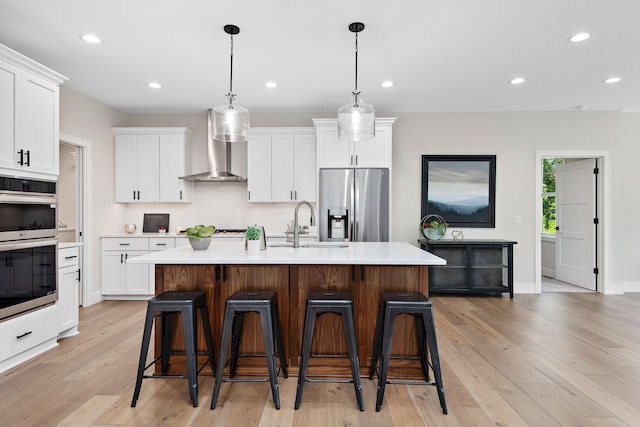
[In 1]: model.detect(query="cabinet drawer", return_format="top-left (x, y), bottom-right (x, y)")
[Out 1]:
top-left (58, 246), bottom-right (79, 268)
top-left (149, 237), bottom-right (175, 251)
top-left (102, 238), bottom-right (149, 251)
top-left (0, 305), bottom-right (58, 362)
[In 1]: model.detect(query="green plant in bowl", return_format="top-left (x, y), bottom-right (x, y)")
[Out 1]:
top-left (184, 225), bottom-right (216, 239)
top-left (185, 225), bottom-right (215, 250)
top-left (245, 226), bottom-right (262, 240)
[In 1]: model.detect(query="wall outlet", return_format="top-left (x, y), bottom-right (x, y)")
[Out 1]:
top-left (515, 214), bottom-right (522, 224)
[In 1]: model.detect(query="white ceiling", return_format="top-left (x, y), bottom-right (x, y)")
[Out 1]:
top-left (1, 0), bottom-right (640, 114)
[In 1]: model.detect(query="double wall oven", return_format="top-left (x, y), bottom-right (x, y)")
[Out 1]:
top-left (0, 176), bottom-right (58, 321)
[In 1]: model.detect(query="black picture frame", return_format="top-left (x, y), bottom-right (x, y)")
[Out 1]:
top-left (421, 155), bottom-right (496, 228)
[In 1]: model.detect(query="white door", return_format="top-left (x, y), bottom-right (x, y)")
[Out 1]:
top-left (555, 159), bottom-right (596, 290)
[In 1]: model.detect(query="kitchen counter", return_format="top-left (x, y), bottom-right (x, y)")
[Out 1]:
top-left (127, 241), bottom-right (445, 266)
top-left (132, 241), bottom-right (444, 379)
top-left (58, 242), bottom-right (83, 249)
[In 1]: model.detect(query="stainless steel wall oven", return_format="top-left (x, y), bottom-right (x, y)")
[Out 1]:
top-left (0, 176), bottom-right (57, 321)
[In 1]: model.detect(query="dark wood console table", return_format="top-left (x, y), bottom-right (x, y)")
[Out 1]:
top-left (420, 239), bottom-right (517, 298)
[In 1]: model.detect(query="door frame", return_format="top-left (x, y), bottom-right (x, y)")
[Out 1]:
top-left (535, 150), bottom-right (611, 294)
top-left (60, 132), bottom-right (93, 306)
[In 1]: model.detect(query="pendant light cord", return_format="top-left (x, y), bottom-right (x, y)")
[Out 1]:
top-left (354, 32), bottom-right (359, 94)
top-left (228, 33), bottom-right (234, 103)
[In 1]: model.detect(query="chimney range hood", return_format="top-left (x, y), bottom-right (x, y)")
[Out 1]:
top-left (179, 109), bottom-right (247, 182)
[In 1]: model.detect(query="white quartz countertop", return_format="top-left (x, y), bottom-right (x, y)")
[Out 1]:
top-left (126, 241), bottom-right (446, 266)
top-left (58, 242), bottom-right (83, 249)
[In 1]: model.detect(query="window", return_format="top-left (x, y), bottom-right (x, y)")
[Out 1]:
top-left (542, 158), bottom-right (563, 234)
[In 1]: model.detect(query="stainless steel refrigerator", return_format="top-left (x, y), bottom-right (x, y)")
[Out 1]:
top-left (319, 168), bottom-right (389, 242)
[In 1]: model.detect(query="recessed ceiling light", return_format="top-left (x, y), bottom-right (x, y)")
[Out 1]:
top-left (147, 82), bottom-right (162, 89)
top-left (380, 81), bottom-right (394, 88)
top-left (264, 81), bottom-right (278, 89)
top-left (510, 77), bottom-right (525, 85)
top-left (80, 33), bottom-right (102, 44)
top-left (568, 32), bottom-right (591, 43)
top-left (603, 76), bottom-right (621, 84)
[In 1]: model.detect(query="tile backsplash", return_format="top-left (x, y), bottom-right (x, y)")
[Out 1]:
top-left (121, 182), bottom-right (316, 235)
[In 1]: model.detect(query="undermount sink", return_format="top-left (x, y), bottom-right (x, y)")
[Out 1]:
top-left (300, 242), bottom-right (349, 248)
top-left (266, 241), bottom-right (349, 248)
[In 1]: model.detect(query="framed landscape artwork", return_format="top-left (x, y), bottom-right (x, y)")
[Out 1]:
top-left (421, 155), bottom-right (496, 228)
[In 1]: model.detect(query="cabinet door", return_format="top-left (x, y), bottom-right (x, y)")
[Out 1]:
top-left (124, 252), bottom-right (151, 294)
top-left (101, 251), bottom-right (126, 295)
top-left (247, 134), bottom-right (272, 201)
top-left (352, 126), bottom-right (390, 168)
top-left (316, 127), bottom-right (351, 168)
top-left (0, 60), bottom-right (19, 170)
top-left (114, 135), bottom-right (137, 202)
top-left (293, 134), bottom-right (316, 201)
top-left (271, 135), bottom-right (294, 202)
top-left (135, 135), bottom-right (160, 202)
top-left (58, 265), bottom-right (79, 332)
top-left (20, 72), bottom-right (58, 175)
top-left (159, 134), bottom-right (190, 202)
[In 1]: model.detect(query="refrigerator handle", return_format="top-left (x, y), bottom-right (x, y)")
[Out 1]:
top-left (352, 171), bottom-right (359, 241)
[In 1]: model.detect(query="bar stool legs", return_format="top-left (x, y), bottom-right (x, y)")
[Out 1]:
top-left (131, 291), bottom-right (216, 408)
top-left (295, 290), bottom-right (364, 411)
top-left (211, 290), bottom-right (287, 410)
top-left (369, 292), bottom-right (447, 414)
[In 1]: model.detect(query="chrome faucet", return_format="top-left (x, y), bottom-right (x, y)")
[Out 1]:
top-left (293, 200), bottom-right (316, 248)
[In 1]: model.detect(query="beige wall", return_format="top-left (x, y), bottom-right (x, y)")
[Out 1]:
top-left (60, 87), bottom-right (640, 300)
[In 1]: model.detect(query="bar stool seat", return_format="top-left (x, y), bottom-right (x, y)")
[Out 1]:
top-left (295, 290), bottom-right (364, 411)
top-left (131, 291), bottom-right (216, 408)
top-left (369, 291), bottom-right (447, 414)
top-left (211, 290), bottom-right (287, 410)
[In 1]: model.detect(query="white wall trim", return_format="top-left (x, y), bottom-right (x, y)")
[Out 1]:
top-left (534, 150), bottom-right (612, 294)
top-left (59, 132), bottom-right (101, 306)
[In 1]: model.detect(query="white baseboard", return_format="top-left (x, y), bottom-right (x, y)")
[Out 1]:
top-left (0, 339), bottom-right (58, 374)
top-left (514, 282), bottom-right (536, 294)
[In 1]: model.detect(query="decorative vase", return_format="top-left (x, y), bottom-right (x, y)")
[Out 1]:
top-left (247, 239), bottom-right (260, 255)
top-left (189, 237), bottom-right (212, 250)
top-left (124, 223), bottom-right (136, 234)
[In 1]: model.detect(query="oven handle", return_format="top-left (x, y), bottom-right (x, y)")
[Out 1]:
top-left (0, 238), bottom-right (58, 252)
top-left (0, 192), bottom-right (58, 204)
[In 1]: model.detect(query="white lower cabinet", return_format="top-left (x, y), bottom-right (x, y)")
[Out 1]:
top-left (58, 246), bottom-right (80, 337)
top-left (0, 304), bottom-right (59, 373)
top-left (101, 237), bottom-right (150, 296)
top-left (101, 236), bottom-right (177, 298)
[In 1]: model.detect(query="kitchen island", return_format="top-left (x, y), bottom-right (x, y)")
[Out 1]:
top-left (128, 242), bottom-right (445, 378)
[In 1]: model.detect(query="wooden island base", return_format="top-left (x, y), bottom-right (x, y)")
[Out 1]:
top-left (154, 263), bottom-right (431, 379)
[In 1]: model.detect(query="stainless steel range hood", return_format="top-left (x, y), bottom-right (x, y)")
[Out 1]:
top-left (179, 109), bottom-right (247, 182)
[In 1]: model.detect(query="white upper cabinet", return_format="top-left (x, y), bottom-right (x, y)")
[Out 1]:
top-left (113, 127), bottom-right (193, 203)
top-left (313, 118), bottom-right (396, 169)
top-left (247, 128), bottom-right (316, 202)
top-left (159, 134), bottom-right (193, 202)
top-left (0, 44), bottom-right (67, 179)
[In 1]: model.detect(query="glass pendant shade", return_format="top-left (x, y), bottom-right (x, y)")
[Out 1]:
top-left (213, 24), bottom-right (249, 143)
top-left (337, 22), bottom-right (375, 142)
top-left (338, 93), bottom-right (375, 142)
top-left (213, 95), bottom-right (249, 142)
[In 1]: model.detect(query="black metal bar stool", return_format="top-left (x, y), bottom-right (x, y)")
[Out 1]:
top-left (211, 290), bottom-right (288, 410)
top-left (369, 291), bottom-right (447, 414)
top-left (131, 291), bottom-right (216, 408)
top-left (295, 290), bottom-right (364, 411)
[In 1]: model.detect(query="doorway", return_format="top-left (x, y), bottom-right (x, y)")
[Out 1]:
top-left (535, 150), bottom-right (611, 294)
top-left (59, 133), bottom-right (92, 306)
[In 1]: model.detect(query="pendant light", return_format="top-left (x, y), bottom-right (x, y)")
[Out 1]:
top-left (213, 24), bottom-right (249, 142)
top-left (338, 22), bottom-right (375, 142)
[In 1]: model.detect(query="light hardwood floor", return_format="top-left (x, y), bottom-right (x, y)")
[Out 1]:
top-left (2, 293), bottom-right (640, 426)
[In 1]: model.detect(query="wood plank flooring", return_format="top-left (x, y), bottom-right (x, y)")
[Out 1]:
top-left (1, 293), bottom-right (639, 426)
